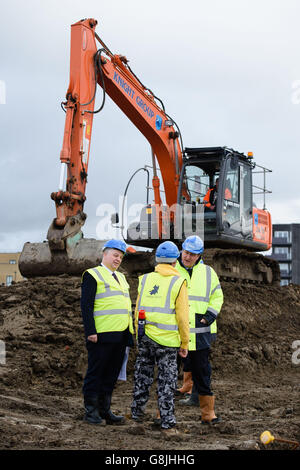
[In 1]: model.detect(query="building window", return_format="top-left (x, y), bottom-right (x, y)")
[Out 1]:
top-left (274, 230), bottom-right (291, 242)
top-left (280, 279), bottom-right (289, 286)
top-left (6, 275), bottom-right (13, 286)
top-left (9, 259), bottom-right (16, 264)
top-left (274, 246), bottom-right (290, 256)
top-left (279, 263), bottom-right (290, 274)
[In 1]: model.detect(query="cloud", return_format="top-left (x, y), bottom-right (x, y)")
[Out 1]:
top-left (268, 199), bottom-right (300, 224)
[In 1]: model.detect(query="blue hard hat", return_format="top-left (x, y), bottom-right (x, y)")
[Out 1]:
top-left (182, 235), bottom-right (204, 254)
top-left (156, 241), bottom-right (180, 262)
top-left (103, 239), bottom-right (127, 253)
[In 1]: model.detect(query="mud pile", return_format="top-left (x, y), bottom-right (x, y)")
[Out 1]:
top-left (0, 272), bottom-right (299, 451)
top-left (0, 275), bottom-right (87, 392)
top-left (1, 274), bottom-right (299, 390)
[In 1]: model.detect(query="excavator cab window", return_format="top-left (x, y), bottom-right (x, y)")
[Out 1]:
top-left (179, 161), bottom-right (220, 236)
top-left (183, 166), bottom-right (210, 203)
top-left (221, 155), bottom-right (253, 238)
top-left (221, 158), bottom-right (240, 231)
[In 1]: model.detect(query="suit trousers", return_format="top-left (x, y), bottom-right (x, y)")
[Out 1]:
top-left (188, 348), bottom-right (213, 396)
top-left (82, 334), bottom-right (127, 398)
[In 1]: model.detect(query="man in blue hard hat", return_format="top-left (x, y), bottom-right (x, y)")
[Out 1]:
top-left (176, 235), bottom-right (224, 424)
top-left (81, 239), bottom-right (134, 425)
top-left (131, 241), bottom-right (190, 437)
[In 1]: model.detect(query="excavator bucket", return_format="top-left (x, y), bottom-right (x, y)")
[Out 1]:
top-left (18, 212), bottom-right (108, 278)
top-left (18, 238), bottom-right (106, 278)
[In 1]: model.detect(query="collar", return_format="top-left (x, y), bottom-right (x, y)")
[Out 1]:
top-left (100, 262), bottom-right (114, 275)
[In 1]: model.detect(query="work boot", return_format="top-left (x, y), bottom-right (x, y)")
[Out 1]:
top-left (161, 427), bottom-right (179, 436)
top-left (178, 385), bottom-right (199, 406)
top-left (98, 393), bottom-right (125, 425)
top-left (161, 427), bottom-right (182, 440)
top-left (199, 395), bottom-right (221, 424)
top-left (153, 409), bottom-right (161, 426)
top-left (175, 372), bottom-right (193, 397)
top-left (83, 396), bottom-right (105, 425)
top-left (132, 414), bottom-right (145, 423)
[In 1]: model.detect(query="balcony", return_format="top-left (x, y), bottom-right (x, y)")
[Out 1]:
top-left (272, 236), bottom-right (291, 245)
top-left (280, 273), bottom-right (292, 280)
top-left (271, 253), bottom-right (292, 262)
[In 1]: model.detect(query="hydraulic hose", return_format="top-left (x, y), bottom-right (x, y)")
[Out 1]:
top-left (121, 167), bottom-right (150, 241)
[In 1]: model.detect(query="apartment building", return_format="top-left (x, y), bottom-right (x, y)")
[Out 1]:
top-left (271, 224), bottom-right (300, 286)
top-left (0, 252), bottom-right (24, 286)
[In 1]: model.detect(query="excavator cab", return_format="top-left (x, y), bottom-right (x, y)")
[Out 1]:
top-left (179, 147), bottom-right (264, 250)
top-left (178, 147), bottom-right (272, 251)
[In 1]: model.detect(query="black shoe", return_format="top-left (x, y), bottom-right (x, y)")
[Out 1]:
top-left (102, 409), bottom-right (125, 425)
top-left (84, 396), bottom-right (105, 425)
top-left (175, 390), bottom-right (191, 397)
top-left (132, 411), bottom-right (146, 423)
top-left (132, 415), bottom-right (145, 423)
top-left (178, 392), bottom-right (199, 406)
top-left (201, 416), bottom-right (222, 425)
top-left (153, 417), bottom-right (161, 426)
top-left (99, 393), bottom-right (125, 425)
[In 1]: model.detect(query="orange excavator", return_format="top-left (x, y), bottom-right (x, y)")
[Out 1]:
top-left (19, 18), bottom-right (279, 284)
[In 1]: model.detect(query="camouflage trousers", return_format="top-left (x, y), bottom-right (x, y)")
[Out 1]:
top-left (131, 335), bottom-right (178, 429)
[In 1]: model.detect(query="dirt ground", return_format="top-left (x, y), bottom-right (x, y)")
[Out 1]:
top-left (0, 271), bottom-right (299, 453)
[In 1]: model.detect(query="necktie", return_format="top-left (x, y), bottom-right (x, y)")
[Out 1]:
top-left (112, 272), bottom-right (120, 284)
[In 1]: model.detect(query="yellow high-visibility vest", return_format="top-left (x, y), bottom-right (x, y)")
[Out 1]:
top-left (84, 266), bottom-right (133, 334)
top-left (175, 261), bottom-right (223, 351)
top-left (137, 272), bottom-right (184, 347)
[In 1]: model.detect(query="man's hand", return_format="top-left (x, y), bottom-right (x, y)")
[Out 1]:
top-left (179, 348), bottom-right (188, 358)
top-left (87, 334), bottom-right (98, 343)
top-left (200, 318), bottom-right (208, 325)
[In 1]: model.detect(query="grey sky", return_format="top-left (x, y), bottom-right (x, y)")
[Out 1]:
top-left (1, 0), bottom-right (300, 252)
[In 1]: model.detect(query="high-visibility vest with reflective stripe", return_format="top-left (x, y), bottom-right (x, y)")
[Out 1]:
top-left (84, 266), bottom-right (133, 334)
top-left (137, 272), bottom-right (184, 347)
top-left (175, 261), bottom-right (223, 351)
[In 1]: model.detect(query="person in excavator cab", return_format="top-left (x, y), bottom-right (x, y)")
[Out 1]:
top-left (176, 235), bottom-right (224, 424)
top-left (203, 177), bottom-right (232, 211)
top-left (81, 239), bottom-right (134, 425)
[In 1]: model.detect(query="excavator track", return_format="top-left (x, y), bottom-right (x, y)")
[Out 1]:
top-left (19, 238), bottom-right (280, 287)
top-left (202, 248), bottom-right (281, 286)
top-left (120, 248), bottom-right (281, 286)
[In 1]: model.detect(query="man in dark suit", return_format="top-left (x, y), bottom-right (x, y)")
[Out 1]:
top-left (81, 239), bottom-right (134, 425)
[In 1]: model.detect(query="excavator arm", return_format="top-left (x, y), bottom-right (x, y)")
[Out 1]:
top-left (51, 18), bottom-right (183, 239)
top-left (47, 19), bottom-right (97, 251)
